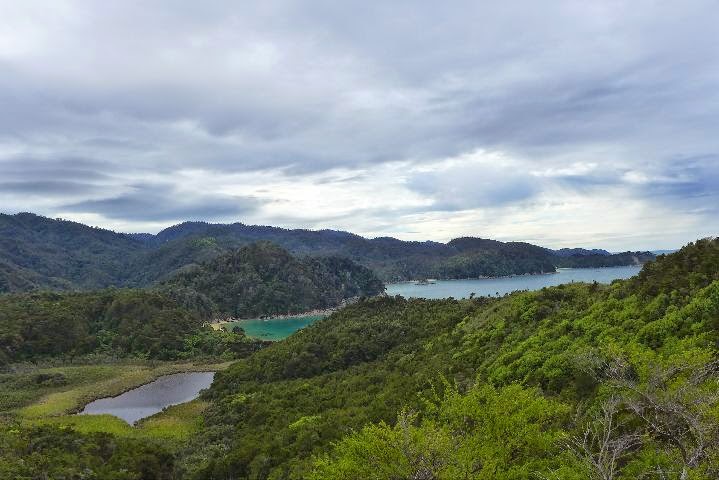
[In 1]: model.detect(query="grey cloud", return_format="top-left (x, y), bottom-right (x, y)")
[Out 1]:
top-left (552, 170), bottom-right (628, 192)
top-left (0, 180), bottom-right (101, 195)
top-left (0, 157), bottom-right (116, 182)
top-left (632, 155), bottom-right (719, 212)
top-left (61, 183), bottom-right (262, 222)
top-left (0, 0), bottom-right (717, 242)
top-left (408, 165), bottom-right (540, 212)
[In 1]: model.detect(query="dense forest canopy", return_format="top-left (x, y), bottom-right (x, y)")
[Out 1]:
top-left (4, 214), bottom-right (710, 479)
top-left (0, 238), bottom-right (715, 478)
top-left (0, 213), bottom-right (654, 292)
top-left (176, 238), bottom-right (719, 479)
top-left (0, 242), bottom-right (382, 365)
top-left (0, 289), bottom-right (265, 365)
top-left (161, 241), bottom-right (384, 318)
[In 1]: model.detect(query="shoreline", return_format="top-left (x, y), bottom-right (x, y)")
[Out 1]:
top-left (383, 264), bottom-right (642, 286)
top-left (72, 364), bottom-right (227, 414)
top-left (383, 270), bottom-right (557, 286)
top-left (209, 308), bottom-right (334, 330)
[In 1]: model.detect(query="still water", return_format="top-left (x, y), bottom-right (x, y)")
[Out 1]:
top-left (385, 265), bottom-right (642, 299)
top-left (80, 372), bottom-right (215, 424)
top-left (223, 314), bottom-right (327, 341)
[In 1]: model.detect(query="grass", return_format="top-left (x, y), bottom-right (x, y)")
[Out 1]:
top-left (24, 400), bottom-right (211, 440)
top-left (137, 399), bottom-right (210, 440)
top-left (28, 414), bottom-right (136, 436)
top-left (1, 360), bottom-right (231, 441)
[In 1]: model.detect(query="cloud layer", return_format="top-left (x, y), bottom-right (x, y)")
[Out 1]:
top-left (0, 0), bottom-right (717, 249)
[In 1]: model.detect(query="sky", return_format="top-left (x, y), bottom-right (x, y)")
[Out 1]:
top-left (1, 1), bottom-right (718, 250)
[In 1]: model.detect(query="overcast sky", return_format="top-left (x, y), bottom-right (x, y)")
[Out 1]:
top-left (1, 1), bottom-right (718, 250)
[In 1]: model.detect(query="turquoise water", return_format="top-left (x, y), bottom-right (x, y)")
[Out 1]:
top-left (224, 314), bottom-right (327, 341)
top-left (385, 265), bottom-right (642, 299)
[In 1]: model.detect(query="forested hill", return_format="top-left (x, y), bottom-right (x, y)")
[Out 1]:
top-left (0, 212), bottom-right (654, 292)
top-left (0, 289), bottom-right (266, 366)
top-left (184, 238), bottom-right (719, 479)
top-left (0, 243), bottom-right (380, 365)
top-left (0, 212), bottom-right (144, 292)
top-left (161, 242), bottom-right (385, 318)
top-left (141, 222), bottom-right (655, 281)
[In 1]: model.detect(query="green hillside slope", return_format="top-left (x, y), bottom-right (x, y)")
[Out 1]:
top-left (184, 238), bottom-right (719, 479)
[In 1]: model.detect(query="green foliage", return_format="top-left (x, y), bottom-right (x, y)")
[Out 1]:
top-left (0, 213), bottom-right (653, 291)
top-left (0, 240), bottom-right (378, 365)
top-left (2, 214), bottom-right (714, 479)
top-left (311, 384), bottom-right (576, 480)
top-left (183, 239), bottom-right (719, 479)
top-left (0, 212), bottom-right (144, 292)
top-left (181, 297), bottom-right (483, 479)
top-left (0, 424), bottom-right (175, 479)
top-left (162, 242), bottom-right (384, 317)
top-left (626, 237), bottom-right (719, 299)
top-left (554, 251), bottom-right (655, 268)
top-left (0, 289), bottom-right (258, 364)
top-left (180, 328), bottom-right (270, 359)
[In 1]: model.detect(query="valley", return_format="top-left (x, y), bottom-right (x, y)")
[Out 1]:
top-left (1, 4), bottom-right (712, 478)
top-left (0, 215), bottom-right (715, 479)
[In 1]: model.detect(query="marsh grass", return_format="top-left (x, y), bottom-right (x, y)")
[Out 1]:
top-left (2, 360), bottom-right (230, 440)
top-left (136, 400), bottom-right (210, 440)
top-left (25, 401), bottom-right (210, 441)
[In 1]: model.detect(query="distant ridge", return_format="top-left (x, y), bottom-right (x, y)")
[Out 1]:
top-left (0, 212), bottom-right (656, 292)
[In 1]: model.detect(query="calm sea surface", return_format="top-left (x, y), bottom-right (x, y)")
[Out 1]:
top-left (223, 314), bottom-right (327, 341)
top-left (80, 372), bottom-right (214, 424)
top-left (385, 265), bottom-right (642, 299)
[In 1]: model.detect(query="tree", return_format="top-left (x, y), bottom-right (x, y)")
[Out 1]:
top-left (566, 396), bottom-right (642, 480)
top-left (311, 383), bottom-right (574, 480)
top-left (571, 350), bottom-right (719, 479)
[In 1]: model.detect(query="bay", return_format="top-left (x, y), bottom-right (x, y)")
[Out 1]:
top-left (385, 265), bottom-right (642, 299)
top-left (223, 314), bottom-right (327, 341)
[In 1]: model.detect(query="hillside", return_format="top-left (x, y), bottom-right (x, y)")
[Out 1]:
top-left (140, 222), bottom-right (654, 281)
top-left (0, 213), bottom-right (655, 291)
top-left (179, 238), bottom-right (719, 479)
top-left (0, 239), bottom-right (715, 478)
top-left (0, 289), bottom-right (266, 366)
top-left (0, 241), bottom-right (382, 365)
top-left (0, 213), bottom-right (144, 292)
top-left (161, 242), bottom-right (385, 318)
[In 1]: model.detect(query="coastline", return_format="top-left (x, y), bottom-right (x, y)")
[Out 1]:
top-left (383, 270), bottom-right (558, 287)
top-left (209, 307), bottom-right (334, 331)
top-left (383, 264), bottom-right (643, 286)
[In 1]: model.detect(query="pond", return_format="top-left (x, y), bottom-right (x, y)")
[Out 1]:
top-left (79, 372), bottom-right (215, 424)
top-left (385, 265), bottom-right (642, 299)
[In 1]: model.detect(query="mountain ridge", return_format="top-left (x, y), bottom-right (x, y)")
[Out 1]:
top-left (0, 212), bottom-right (655, 291)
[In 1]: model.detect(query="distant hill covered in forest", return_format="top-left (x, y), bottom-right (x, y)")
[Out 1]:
top-left (161, 242), bottom-right (384, 318)
top-left (0, 212), bottom-right (655, 292)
